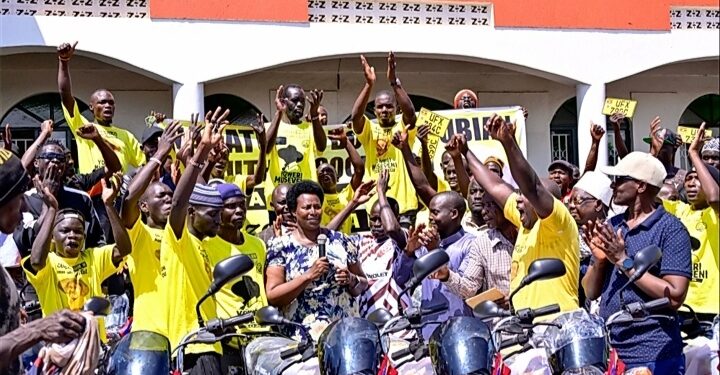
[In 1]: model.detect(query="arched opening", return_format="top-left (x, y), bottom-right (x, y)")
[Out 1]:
top-left (1, 93), bottom-right (93, 159)
top-left (204, 94), bottom-right (267, 124)
top-left (549, 97), bottom-right (579, 166)
top-left (677, 93), bottom-right (720, 168)
top-left (342, 94), bottom-right (453, 122)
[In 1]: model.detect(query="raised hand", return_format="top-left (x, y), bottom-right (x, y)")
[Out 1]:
top-left (201, 106), bottom-right (230, 148)
top-left (275, 85), bottom-right (288, 113)
top-left (419, 225), bottom-right (440, 250)
top-left (308, 89), bottom-right (324, 116)
top-left (353, 180), bottom-right (377, 205)
top-left (485, 114), bottom-right (514, 144)
top-left (57, 41), bottom-right (78, 61)
top-left (391, 124), bottom-right (411, 149)
top-left (40, 119), bottom-right (54, 136)
top-left (417, 124), bottom-right (431, 145)
top-left (445, 134), bottom-right (464, 159)
top-left (150, 110), bottom-right (167, 124)
top-left (590, 122), bottom-right (606, 143)
top-left (360, 55), bottom-right (376, 85)
top-left (689, 122), bottom-right (708, 155)
top-left (609, 113), bottom-right (625, 129)
top-left (405, 223), bottom-right (426, 254)
top-left (76, 124), bottom-right (102, 141)
top-left (3, 124), bottom-right (11, 150)
top-left (156, 120), bottom-right (184, 158)
top-left (327, 127), bottom-right (348, 148)
top-left (101, 172), bottom-right (123, 205)
top-left (387, 51), bottom-right (398, 84)
top-left (649, 116), bottom-right (663, 154)
top-left (251, 112), bottom-right (267, 146)
top-left (170, 159), bottom-right (181, 184)
top-left (377, 168), bottom-right (390, 194)
top-left (33, 170), bottom-right (59, 210)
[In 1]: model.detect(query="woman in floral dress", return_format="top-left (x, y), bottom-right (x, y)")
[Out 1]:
top-left (265, 181), bottom-right (368, 339)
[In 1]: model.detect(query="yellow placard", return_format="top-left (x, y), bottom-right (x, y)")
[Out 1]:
top-left (417, 107), bottom-right (451, 160)
top-left (677, 126), bottom-right (713, 144)
top-left (602, 98), bottom-right (638, 118)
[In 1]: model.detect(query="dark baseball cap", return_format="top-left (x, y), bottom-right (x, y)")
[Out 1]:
top-left (0, 149), bottom-right (29, 207)
top-left (548, 160), bottom-right (576, 175)
top-left (643, 128), bottom-right (678, 147)
top-left (141, 125), bottom-right (164, 145)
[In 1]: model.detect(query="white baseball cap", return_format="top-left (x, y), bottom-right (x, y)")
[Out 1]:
top-left (600, 152), bottom-right (667, 188)
top-left (573, 171), bottom-right (613, 207)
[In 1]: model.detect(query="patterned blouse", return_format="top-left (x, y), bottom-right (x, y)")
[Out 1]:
top-left (266, 228), bottom-right (359, 339)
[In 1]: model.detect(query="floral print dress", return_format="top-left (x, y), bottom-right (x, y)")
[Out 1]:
top-left (266, 228), bottom-right (359, 340)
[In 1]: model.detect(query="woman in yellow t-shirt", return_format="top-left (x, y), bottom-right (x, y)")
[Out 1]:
top-left (23, 173), bottom-right (131, 317)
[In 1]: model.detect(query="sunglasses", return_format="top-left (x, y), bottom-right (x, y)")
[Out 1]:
top-left (37, 152), bottom-right (67, 162)
top-left (613, 175), bottom-right (638, 184)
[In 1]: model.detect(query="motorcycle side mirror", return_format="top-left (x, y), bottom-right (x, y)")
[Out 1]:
top-left (617, 245), bottom-right (662, 306)
top-left (399, 250), bottom-right (450, 299)
top-left (473, 300), bottom-right (509, 319)
top-left (196, 255), bottom-right (254, 327)
top-left (83, 297), bottom-right (111, 316)
top-left (508, 258), bottom-right (566, 313)
top-left (255, 306), bottom-right (285, 325)
top-left (367, 308), bottom-right (394, 327)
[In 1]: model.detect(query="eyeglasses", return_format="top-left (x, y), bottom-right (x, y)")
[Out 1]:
top-left (569, 196), bottom-right (597, 206)
top-left (37, 152), bottom-right (66, 162)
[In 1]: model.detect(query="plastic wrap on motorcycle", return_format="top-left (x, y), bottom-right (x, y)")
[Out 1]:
top-left (106, 331), bottom-right (170, 375)
top-left (428, 316), bottom-right (494, 375)
top-left (544, 309), bottom-right (609, 373)
top-left (317, 317), bottom-right (382, 375)
top-left (245, 336), bottom-right (309, 375)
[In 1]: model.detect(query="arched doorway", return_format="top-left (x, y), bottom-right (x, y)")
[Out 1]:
top-left (204, 93), bottom-right (267, 124)
top-left (1, 93), bottom-right (92, 160)
top-left (677, 93), bottom-right (720, 168)
top-left (549, 97), bottom-right (579, 166)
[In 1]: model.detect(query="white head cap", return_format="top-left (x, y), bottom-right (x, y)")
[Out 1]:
top-left (573, 171), bottom-right (613, 207)
top-left (600, 152), bottom-right (667, 188)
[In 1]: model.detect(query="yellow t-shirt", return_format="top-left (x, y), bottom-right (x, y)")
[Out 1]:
top-left (126, 219), bottom-right (165, 334)
top-left (62, 102), bottom-right (145, 174)
top-left (504, 193), bottom-right (579, 313)
top-left (437, 178), bottom-right (450, 193)
top-left (321, 185), bottom-right (355, 234)
top-left (23, 245), bottom-right (118, 317)
top-left (663, 200), bottom-right (719, 314)
top-left (204, 232), bottom-right (269, 347)
top-left (268, 120), bottom-right (320, 186)
top-left (159, 224), bottom-right (220, 354)
top-left (357, 117), bottom-right (418, 214)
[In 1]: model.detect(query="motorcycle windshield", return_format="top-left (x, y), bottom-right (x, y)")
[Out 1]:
top-left (318, 317), bottom-right (381, 375)
top-left (107, 331), bottom-right (170, 375)
top-left (429, 317), bottom-right (494, 375)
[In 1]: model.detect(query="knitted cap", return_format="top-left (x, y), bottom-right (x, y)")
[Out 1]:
top-left (0, 149), bottom-right (29, 208)
top-left (189, 184), bottom-right (224, 208)
top-left (216, 183), bottom-right (245, 201)
top-left (702, 137), bottom-right (719, 154)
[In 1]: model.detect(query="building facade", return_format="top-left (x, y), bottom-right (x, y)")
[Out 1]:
top-left (1, 0), bottom-right (718, 173)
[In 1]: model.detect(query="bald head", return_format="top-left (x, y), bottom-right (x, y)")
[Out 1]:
top-left (429, 191), bottom-right (467, 237)
top-left (541, 178), bottom-right (562, 199)
top-left (272, 183), bottom-right (291, 204)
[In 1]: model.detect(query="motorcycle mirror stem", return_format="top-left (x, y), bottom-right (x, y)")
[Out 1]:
top-left (507, 258), bottom-right (566, 314)
top-left (398, 250), bottom-right (450, 300)
top-left (615, 245), bottom-right (662, 307)
top-left (195, 255), bottom-right (254, 328)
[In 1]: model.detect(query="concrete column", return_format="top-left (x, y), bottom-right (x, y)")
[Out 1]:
top-left (576, 83), bottom-right (608, 171)
top-left (172, 82), bottom-right (204, 120)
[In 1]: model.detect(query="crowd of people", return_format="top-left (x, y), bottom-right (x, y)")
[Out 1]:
top-left (0, 42), bottom-right (718, 375)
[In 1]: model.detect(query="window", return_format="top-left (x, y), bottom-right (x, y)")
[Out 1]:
top-left (204, 94), bottom-right (266, 124)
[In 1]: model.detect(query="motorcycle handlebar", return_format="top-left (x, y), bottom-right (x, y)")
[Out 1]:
top-left (420, 303), bottom-right (448, 316)
top-left (391, 347), bottom-right (412, 361)
top-left (280, 347), bottom-right (300, 360)
top-left (205, 312), bottom-right (254, 334)
top-left (498, 333), bottom-right (530, 350)
top-left (644, 298), bottom-right (670, 312)
top-left (516, 304), bottom-right (560, 323)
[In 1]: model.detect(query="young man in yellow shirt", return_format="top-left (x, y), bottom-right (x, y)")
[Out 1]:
top-left (462, 114), bottom-right (579, 313)
top-left (205, 182), bottom-right (268, 374)
top-left (23, 171), bottom-right (131, 317)
top-left (158, 109), bottom-right (228, 374)
top-left (318, 127), bottom-right (365, 234)
top-left (350, 53), bottom-right (419, 223)
top-left (120, 122), bottom-right (184, 339)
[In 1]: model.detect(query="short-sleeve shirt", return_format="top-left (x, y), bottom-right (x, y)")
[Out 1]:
top-left (267, 120), bottom-right (320, 186)
top-left (158, 224), bottom-right (220, 354)
top-left (266, 229), bottom-right (358, 338)
top-left (599, 207), bottom-right (692, 363)
top-left (356, 117), bottom-right (418, 214)
top-left (662, 200), bottom-right (719, 315)
top-left (22, 245), bottom-right (118, 316)
top-left (504, 193), bottom-right (579, 313)
top-left (321, 185), bottom-right (354, 234)
top-left (62, 102), bottom-right (145, 174)
top-left (125, 219), bottom-right (164, 334)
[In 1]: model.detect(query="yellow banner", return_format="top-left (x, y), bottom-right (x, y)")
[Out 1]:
top-left (677, 125), bottom-right (713, 144)
top-left (602, 98), bottom-right (638, 118)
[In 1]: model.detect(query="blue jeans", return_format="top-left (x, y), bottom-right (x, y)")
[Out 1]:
top-left (624, 355), bottom-right (686, 375)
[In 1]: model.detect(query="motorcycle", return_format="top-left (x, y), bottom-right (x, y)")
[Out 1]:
top-left (103, 254), bottom-right (256, 375)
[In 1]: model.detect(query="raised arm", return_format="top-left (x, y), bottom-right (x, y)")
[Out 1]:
top-left (376, 169), bottom-right (406, 249)
top-left (387, 52), bottom-right (416, 128)
top-left (584, 122), bottom-right (606, 173)
top-left (169, 109), bottom-right (229, 238)
top-left (609, 114), bottom-right (630, 159)
top-left (21, 120), bottom-right (53, 170)
top-left (326, 180), bottom-right (376, 232)
top-left (308, 89), bottom-right (327, 152)
top-left (351, 55), bottom-right (375, 135)
top-left (417, 124), bottom-right (438, 190)
top-left (392, 126), bottom-right (436, 207)
top-left (75, 124), bottom-right (122, 176)
top-left (27, 170), bottom-right (59, 273)
top-left (328, 128), bottom-right (365, 191)
top-left (445, 134), bottom-right (471, 196)
top-left (689, 123), bottom-right (719, 212)
top-left (57, 42), bottom-right (78, 112)
top-left (460, 135), bottom-right (514, 210)
top-left (122, 121), bottom-right (183, 228)
top-left (265, 86), bottom-right (285, 153)
top-left (245, 113), bottom-right (267, 194)
top-left (102, 173), bottom-right (131, 265)
top-left (489, 115), bottom-right (555, 218)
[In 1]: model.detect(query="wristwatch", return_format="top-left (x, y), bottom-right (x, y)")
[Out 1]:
top-left (618, 257), bottom-right (635, 273)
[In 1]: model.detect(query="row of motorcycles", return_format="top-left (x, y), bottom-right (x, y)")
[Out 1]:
top-left (24, 244), bottom-right (718, 374)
